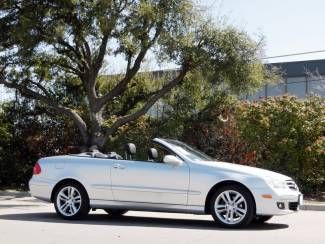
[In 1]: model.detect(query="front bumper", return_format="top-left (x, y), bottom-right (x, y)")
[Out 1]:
top-left (254, 188), bottom-right (303, 216)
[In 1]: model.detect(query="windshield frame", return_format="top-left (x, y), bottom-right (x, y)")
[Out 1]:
top-left (161, 139), bottom-right (214, 162)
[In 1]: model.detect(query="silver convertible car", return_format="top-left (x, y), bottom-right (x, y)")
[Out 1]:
top-left (29, 138), bottom-right (303, 228)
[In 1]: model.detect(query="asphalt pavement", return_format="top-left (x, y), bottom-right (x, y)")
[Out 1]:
top-left (0, 193), bottom-right (324, 244)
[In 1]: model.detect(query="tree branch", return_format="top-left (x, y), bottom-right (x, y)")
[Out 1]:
top-left (126, 53), bottom-right (132, 73)
top-left (29, 79), bottom-right (54, 98)
top-left (0, 75), bottom-right (89, 145)
top-left (78, 38), bottom-right (92, 69)
top-left (56, 62), bottom-right (82, 76)
top-left (57, 38), bottom-right (82, 60)
top-left (105, 67), bottom-right (189, 136)
top-left (115, 91), bottom-right (152, 117)
top-left (95, 47), bottom-right (147, 109)
top-left (93, 33), bottom-right (109, 76)
top-left (96, 24), bottom-right (163, 110)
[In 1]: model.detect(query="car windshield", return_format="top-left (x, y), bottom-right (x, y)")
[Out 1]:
top-left (164, 139), bottom-right (214, 161)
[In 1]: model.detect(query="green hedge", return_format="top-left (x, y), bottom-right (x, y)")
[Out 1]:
top-left (237, 96), bottom-right (324, 194)
top-left (0, 102), bottom-right (80, 189)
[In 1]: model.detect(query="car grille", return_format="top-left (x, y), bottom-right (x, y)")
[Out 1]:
top-left (289, 202), bottom-right (299, 211)
top-left (286, 180), bottom-right (298, 191)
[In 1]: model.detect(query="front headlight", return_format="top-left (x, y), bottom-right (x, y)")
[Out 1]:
top-left (265, 178), bottom-right (287, 189)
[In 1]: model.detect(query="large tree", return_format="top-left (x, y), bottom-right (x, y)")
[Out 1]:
top-left (0, 0), bottom-right (269, 150)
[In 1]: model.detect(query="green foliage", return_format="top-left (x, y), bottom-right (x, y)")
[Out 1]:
top-left (180, 95), bottom-right (255, 165)
top-left (108, 116), bottom-right (155, 161)
top-left (237, 96), bottom-right (325, 193)
top-left (98, 72), bottom-right (165, 120)
top-left (0, 101), bottom-right (80, 189)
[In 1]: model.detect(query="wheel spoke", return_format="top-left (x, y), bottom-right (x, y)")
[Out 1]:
top-left (70, 187), bottom-right (75, 198)
top-left (235, 209), bottom-right (244, 217)
top-left (236, 207), bottom-right (246, 215)
top-left (224, 210), bottom-right (228, 221)
top-left (235, 196), bottom-right (244, 205)
top-left (230, 211), bottom-right (234, 223)
top-left (221, 194), bottom-right (229, 204)
top-left (60, 201), bottom-right (68, 209)
top-left (217, 209), bottom-right (227, 213)
top-left (74, 195), bottom-right (81, 200)
top-left (233, 194), bottom-right (241, 203)
top-left (226, 210), bottom-right (232, 222)
top-left (74, 199), bottom-right (81, 204)
top-left (215, 204), bottom-right (226, 209)
top-left (61, 202), bottom-right (70, 212)
top-left (59, 192), bottom-right (69, 201)
top-left (71, 203), bottom-right (77, 214)
top-left (68, 204), bottom-right (73, 214)
top-left (224, 192), bottom-right (232, 203)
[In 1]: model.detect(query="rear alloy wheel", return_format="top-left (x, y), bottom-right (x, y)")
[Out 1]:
top-left (210, 185), bottom-right (255, 228)
top-left (253, 215), bottom-right (273, 224)
top-left (54, 183), bottom-right (90, 220)
top-left (104, 209), bottom-right (128, 217)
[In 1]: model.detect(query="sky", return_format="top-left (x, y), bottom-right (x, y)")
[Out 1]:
top-left (199, 0), bottom-right (325, 63)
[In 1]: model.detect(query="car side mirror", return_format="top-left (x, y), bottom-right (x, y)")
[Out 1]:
top-left (163, 155), bottom-right (183, 166)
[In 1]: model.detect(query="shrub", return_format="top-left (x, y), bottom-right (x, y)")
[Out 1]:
top-left (0, 101), bottom-right (80, 189)
top-left (237, 96), bottom-right (325, 194)
top-left (182, 102), bottom-right (256, 166)
top-left (107, 116), bottom-right (155, 160)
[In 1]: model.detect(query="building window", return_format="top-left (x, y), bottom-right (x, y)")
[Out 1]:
top-left (287, 82), bottom-right (306, 98)
top-left (266, 83), bottom-right (285, 97)
top-left (286, 76), bottom-right (307, 83)
top-left (308, 79), bottom-right (325, 96)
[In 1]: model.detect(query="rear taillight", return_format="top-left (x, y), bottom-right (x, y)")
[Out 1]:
top-left (33, 162), bottom-right (41, 175)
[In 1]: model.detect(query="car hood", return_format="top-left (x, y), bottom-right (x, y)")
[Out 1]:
top-left (198, 160), bottom-right (291, 181)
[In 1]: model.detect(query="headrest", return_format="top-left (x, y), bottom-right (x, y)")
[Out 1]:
top-left (148, 148), bottom-right (158, 160)
top-left (125, 143), bottom-right (136, 155)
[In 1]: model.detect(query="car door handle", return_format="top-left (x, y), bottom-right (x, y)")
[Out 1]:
top-left (113, 163), bottom-right (126, 169)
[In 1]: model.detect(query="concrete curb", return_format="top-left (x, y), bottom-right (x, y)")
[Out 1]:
top-left (300, 204), bottom-right (325, 211)
top-left (0, 190), bottom-right (31, 198)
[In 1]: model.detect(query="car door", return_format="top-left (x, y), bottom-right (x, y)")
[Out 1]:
top-left (110, 154), bottom-right (190, 205)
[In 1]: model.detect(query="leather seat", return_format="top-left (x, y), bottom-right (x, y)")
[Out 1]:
top-left (148, 148), bottom-right (158, 161)
top-left (125, 143), bottom-right (136, 160)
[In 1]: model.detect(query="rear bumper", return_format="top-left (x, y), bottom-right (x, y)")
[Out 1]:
top-left (29, 177), bottom-right (53, 202)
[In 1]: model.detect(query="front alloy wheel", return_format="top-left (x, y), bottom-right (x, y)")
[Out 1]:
top-left (54, 183), bottom-right (90, 220)
top-left (210, 185), bottom-right (255, 228)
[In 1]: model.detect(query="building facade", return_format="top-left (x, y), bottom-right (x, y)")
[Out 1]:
top-left (247, 59), bottom-right (325, 100)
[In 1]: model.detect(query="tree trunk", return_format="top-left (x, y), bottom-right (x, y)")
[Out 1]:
top-left (88, 108), bottom-right (107, 151)
top-left (89, 132), bottom-right (107, 150)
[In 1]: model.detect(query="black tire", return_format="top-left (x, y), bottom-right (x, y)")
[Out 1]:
top-left (104, 209), bottom-right (128, 217)
top-left (253, 215), bottom-right (273, 224)
top-left (54, 182), bottom-right (90, 220)
top-left (210, 184), bottom-right (255, 228)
